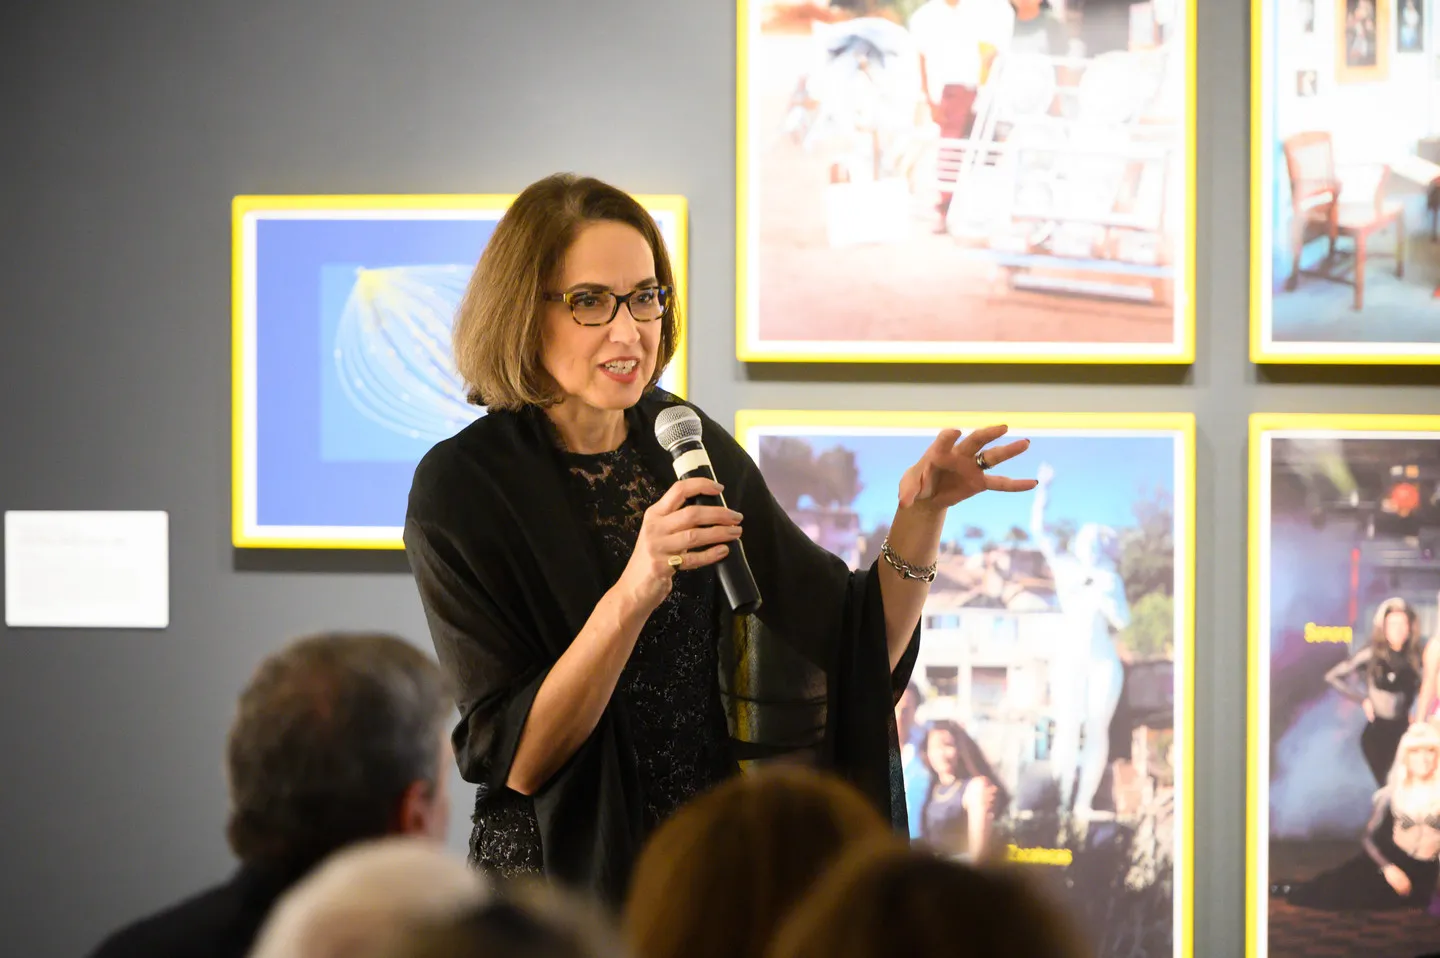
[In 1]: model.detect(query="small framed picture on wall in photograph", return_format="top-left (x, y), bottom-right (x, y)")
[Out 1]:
top-left (1397, 0), bottom-right (1425, 52)
top-left (1337, 0), bottom-right (1389, 82)
top-left (1299, 0), bottom-right (1318, 33)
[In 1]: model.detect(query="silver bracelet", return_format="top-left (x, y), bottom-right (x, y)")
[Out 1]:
top-left (880, 537), bottom-right (937, 583)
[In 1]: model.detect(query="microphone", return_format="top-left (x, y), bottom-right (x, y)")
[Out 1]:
top-left (654, 406), bottom-right (762, 615)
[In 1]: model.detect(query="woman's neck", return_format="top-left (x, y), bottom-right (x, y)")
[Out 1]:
top-left (544, 400), bottom-right (627, 454)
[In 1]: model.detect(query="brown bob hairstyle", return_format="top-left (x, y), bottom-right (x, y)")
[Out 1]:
top-left (767, 842), bottom-right (1090, 958)
top-left (451, 173), bottom-right (682, 411)
top-left (623, 766), bottom-right (896, 958)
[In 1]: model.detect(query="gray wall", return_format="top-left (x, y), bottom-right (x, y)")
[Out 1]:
top-left (2, 1), bottom-right (1436, 955)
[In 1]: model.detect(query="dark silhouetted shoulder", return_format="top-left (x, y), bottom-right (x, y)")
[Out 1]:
top-left (87, 866), bottom-right (296, 958)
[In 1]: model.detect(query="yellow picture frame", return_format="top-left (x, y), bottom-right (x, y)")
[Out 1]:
top-left (231, 192), bottom-right (688, 550)
top-left (735, 408), bottom-right (1195, 958)
top-left (1249, 0), bottom-right (1439, 365)
top-left (735, 1), bottom-right (1197, 365)
top-left (1246, 412), bottom-right (1440, 957)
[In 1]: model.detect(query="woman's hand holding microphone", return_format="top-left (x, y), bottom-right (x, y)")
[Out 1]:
top-left (506, 476), bottom-right (741, 794)
top-left (619, 478), bottom-right (742, 612)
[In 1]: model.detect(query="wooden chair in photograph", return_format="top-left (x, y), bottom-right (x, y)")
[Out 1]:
top-left (1420, 137), bottom-right (1440, 240)
top-left (1281, 131), bottom-right (1405, 311)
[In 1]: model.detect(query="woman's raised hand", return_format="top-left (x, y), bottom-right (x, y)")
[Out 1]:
top-left (619, 477), bottom-right (743, 611)
top-left (898, 425), bottom-right (1037, 511)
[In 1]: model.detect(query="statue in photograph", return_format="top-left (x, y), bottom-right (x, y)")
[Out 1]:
top-left (1031, 461), bottom-right (1131, 819)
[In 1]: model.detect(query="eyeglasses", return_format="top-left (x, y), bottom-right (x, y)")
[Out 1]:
top-left (543, 285), bottom-right (672, 327)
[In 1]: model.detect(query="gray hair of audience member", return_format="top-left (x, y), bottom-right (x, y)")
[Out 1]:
top-left (224, 631), bottom-right (451, 868)
top-left (248, 837), bottom-right (490, 958)
top-left (387, 879), bottom-right (629, 958)
top-left (767, 841), bottom-right (1091, 958)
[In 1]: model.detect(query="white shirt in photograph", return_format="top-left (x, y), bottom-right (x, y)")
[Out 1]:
top-left (909, 0), bottom-right (1017, 91)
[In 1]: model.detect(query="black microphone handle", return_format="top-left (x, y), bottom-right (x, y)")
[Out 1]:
top-left (672, 459), bottom-right (762, 616)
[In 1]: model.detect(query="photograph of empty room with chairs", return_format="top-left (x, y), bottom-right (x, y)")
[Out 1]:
top-left (1252, 0), bottom-right (1440, 363)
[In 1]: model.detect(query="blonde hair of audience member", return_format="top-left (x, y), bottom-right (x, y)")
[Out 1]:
top-left (247, 837), bottom-right (490, 958)
top-left (768, 842), bottom-right (1090, 958)
top-left (623, 766), bottom-right (897, 958)
top-left (389, 879), bottom-right (628, 958)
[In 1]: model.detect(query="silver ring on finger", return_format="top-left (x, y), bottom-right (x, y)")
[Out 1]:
top-left (975, 450), bottom-right (992, 472)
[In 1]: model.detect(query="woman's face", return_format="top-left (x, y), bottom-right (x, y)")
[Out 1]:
top-left (1406, 745), bottom-right (1438, 781)
top-left (1383, 609), bottom-right (1412, 651)
top-left (926, 728), bottom-right (958, 779)
top-left (541, 220), bottom-right (662, 414)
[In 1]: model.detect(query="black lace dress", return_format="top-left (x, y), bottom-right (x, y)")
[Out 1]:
top-left (467, 435), bottom-right (739, 877)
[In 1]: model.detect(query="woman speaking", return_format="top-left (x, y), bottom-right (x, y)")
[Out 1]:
top-left (403, 173), bottom-right (1035, 903)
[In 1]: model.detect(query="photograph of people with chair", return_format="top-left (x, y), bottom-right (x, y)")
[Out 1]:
top-left (1250, 422), bottom-right (1440, 958)
top-left (1252, 0), bottom-right (1440, 362)
top-left (740, 413), bottom-right (1191, 958)
top-left (738, 0), bottom-right (1193, 362)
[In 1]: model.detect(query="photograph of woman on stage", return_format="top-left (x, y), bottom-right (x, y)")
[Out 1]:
top-left (402, 173), bottom-right (1036, 905)
top-left (1252, 425), bottom-right (1440, 956)
top-left (1273, 719), bottom-right (1440, 911)
top-left (1323, 597), bottom-right (1425, 786)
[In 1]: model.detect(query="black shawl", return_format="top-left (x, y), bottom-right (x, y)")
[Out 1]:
top-left (403, 390), bottom-right (919, 904)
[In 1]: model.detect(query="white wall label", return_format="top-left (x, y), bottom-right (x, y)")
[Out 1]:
top-left (4, 511), bottom-right (170, 628)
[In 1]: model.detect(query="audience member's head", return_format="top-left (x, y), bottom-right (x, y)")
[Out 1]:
top-left (389, 880), bottom-right (627, 958)
top-left (248, 837), bottom-right (489, 958)
top-left (623, 765), bottom-right (897, 958)
top-left (225, 630), bottom-right (452, 873)
top-left (768, 842), bottom-right (1089, 958)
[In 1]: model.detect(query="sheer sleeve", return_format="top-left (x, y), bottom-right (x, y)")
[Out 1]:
top-left (713, 419), bottom-right (919, 696)
top-left (1361, 790), bottom-right (1395, 870)
top-left (404, 516), bottom-right (551, 793)
top-left (1325, 648), bottom-right (1372, 704)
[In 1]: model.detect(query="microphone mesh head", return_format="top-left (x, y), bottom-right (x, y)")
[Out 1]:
top-left (654, 405), bottom-right (703, 451)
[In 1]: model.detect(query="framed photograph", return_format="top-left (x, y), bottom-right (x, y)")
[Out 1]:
top-left (231, 193), bottom-right (688, 549)
top-left (1246, 414), bottom-right (1440, 958)
top-left (1251, 0), bottom-right (1440, 364)
top-left (1397, 0), bottom-right (1426, 52)
top-left (736, 409), bottom-right (1195, 958)
top-left (1337, 0), bottom-right (1390, 82)
top-left (735, 0), bottom-right (1196, 365)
